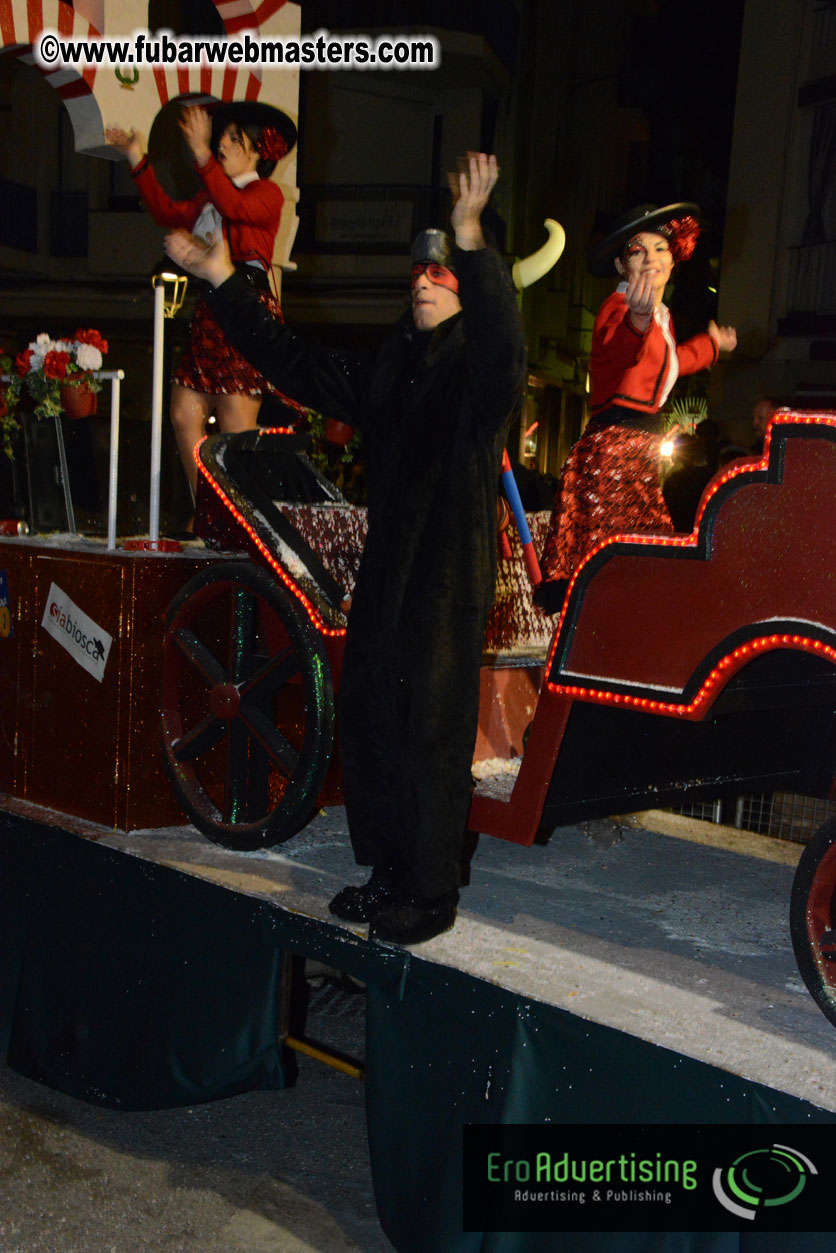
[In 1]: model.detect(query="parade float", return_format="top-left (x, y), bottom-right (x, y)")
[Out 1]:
top-left (3, 411), bottom-right (836, 1249)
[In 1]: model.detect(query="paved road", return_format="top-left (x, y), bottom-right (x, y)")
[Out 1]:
top-left (0, 971), bottom-right (394, 1253)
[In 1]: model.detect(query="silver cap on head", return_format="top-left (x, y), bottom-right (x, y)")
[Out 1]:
top-left (411, 228), bottom-right (455, 271)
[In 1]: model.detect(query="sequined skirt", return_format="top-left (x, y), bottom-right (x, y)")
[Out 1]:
top-left (539, 423), bottom-right (673, 587)
top-left (174, 287), bottom-right (288, 398)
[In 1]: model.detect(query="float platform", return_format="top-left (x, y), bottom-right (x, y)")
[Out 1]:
top-left (2, 793), bottom-right (834, 1253)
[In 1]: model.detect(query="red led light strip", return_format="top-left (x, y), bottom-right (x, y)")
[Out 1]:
top-left (553, 633), bottom-right (836, 721)
top-left (195, 432), bottom-right (347, 639)
top-left (546, 413), bottom-right (836, 718)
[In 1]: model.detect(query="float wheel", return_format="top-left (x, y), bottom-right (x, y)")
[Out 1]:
top-left (161, 561), bottom-right (334, 850)
top-left (790, 817), bottom-right (836, 1029)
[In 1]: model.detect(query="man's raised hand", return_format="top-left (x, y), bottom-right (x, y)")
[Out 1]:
top-left (450, 152), bottom-right (498, 250)
top-left (164, 229), bottom-right (235, 288)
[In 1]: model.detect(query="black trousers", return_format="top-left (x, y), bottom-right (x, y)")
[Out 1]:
top-left (338, 595), bottom-right (485, 901)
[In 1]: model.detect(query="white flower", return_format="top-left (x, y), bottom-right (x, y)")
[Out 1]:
top-left (75, 343), bottom-right (102, 372)
top-left (29, 336), bottom-right (51, 364)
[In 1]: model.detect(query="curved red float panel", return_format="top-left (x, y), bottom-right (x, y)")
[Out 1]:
top-left (546, 412), bottom-right (836, 719)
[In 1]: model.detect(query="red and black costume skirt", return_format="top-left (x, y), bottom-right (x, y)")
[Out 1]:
top-left (174, 268), bottom-right (304, 416)
top-left (535, 412), bottom-right (673, 613)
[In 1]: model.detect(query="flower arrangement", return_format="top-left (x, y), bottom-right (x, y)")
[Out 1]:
top-left (0, 369), bottom-right (21, 460)
top-left (304, 408), bottom-right (365, 502)
top-left (5, 328), bottom-right (109, 425)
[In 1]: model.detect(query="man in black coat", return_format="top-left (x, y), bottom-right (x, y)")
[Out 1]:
top-left (165, 154), bottom-right (526, 945)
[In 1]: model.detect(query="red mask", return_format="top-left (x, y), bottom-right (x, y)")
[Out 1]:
top-left (411, 263), bottom-right (459, 293)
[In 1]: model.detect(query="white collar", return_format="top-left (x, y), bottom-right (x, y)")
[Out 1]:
top-left (231, 170), bottom-right (260, 189)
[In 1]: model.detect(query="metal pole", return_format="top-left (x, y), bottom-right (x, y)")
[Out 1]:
top-left (53, 414), bottom-right (76, 535)
top-left (106, 371), bottom-right (124, 550)
top-left (149, 279), bottom-right (166, 542)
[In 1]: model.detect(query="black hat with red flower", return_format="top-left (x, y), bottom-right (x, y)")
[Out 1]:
top-left (587, 202), bottom-right (701, 277)
top-left (210, 100), bottom-right (297, 175)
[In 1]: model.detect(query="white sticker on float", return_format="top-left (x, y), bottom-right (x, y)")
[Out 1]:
top-left (40, 582), bottom-right (113, 683)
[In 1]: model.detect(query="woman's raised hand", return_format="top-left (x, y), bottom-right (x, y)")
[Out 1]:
top-left (708, 320), bottom-right (737, 353)
top-left (179, 106), bottom-right (212, 167)
top-left (624, 270), bottom-right (657, 331)
top-left (105, 125), bottom-right (144, 169)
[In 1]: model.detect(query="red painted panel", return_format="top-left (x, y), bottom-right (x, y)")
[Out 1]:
top-left (550, 418), bottom-right (836, 707)
top-left (27, 553), bottom-right (126, 825)
top-left (0, 545), bottom-right (33, 795)
top-left (0, 543), bottom-right (229, 829)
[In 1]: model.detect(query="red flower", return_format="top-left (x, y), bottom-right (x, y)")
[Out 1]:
top-left (43, 350), bottom-right (71, 380)
top-left (668, 216), bottom-right (701, 265)
top-left (256, 126), bottom-right (288, 163)
top-left (73, 328), bottom-right (109, 355)
top-left (15, 349), bottom-right (32, 377)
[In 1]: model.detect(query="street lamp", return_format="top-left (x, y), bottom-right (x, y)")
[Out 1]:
top-left (148, 269), bottom-right (188, 543)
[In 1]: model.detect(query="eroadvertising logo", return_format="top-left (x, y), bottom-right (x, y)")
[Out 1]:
top-left (463, 1126), bottom-right (830, 1233)
top-left (40, 581), bottom-right (112, 682)
top-left (712, 1144), bottom-right (817, 1220)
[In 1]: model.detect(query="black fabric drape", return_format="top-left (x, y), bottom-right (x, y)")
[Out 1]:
top-left (1, 816), bottom-right (294, 1109)
top-left (363, 958), bottom-right (836, 1253)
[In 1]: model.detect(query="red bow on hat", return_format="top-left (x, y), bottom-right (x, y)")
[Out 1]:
top-left (257, 126), bottom-right (288, 163)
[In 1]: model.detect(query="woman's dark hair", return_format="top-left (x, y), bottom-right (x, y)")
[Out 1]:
top-left (212, 119), bottom-right (282, 178)
top-left (242, 121), bottom-right (278, 178)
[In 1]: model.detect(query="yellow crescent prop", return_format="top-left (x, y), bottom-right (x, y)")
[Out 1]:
top-left (512, 218), bottom-right (566, 290)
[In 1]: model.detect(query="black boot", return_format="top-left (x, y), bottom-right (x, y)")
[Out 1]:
top-left (459, 828), bottom-right (479, 887)
top-left (368, 890), bottom-right (458, 945)
top-left (328, 867), bottom-right (404, 923)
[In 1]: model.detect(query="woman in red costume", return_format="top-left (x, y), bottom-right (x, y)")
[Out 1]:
top-left (535, 203), bottom-right (737, 613)
top-left (106, 102), bottom-right (297, 500)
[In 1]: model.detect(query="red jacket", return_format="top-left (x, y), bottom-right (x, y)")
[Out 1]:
top-left (131, 154), bottom-right (283, 270)
top-left (590, 289), bottom-right (718, 418)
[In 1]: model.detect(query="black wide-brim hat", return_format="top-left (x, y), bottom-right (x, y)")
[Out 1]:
top-left (210, 100), bottom-right (297, 156)
top-left (587, 202), bottom-right (700, 277)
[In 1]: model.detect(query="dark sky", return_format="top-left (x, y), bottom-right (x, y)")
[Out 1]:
top-left (612, 0), bottom-right (747, 332)
top-left (623, 0), bottom-right (746, 213)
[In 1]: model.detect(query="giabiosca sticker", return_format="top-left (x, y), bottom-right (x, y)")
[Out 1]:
top-left (41, 582), bottom-right (113, 682)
